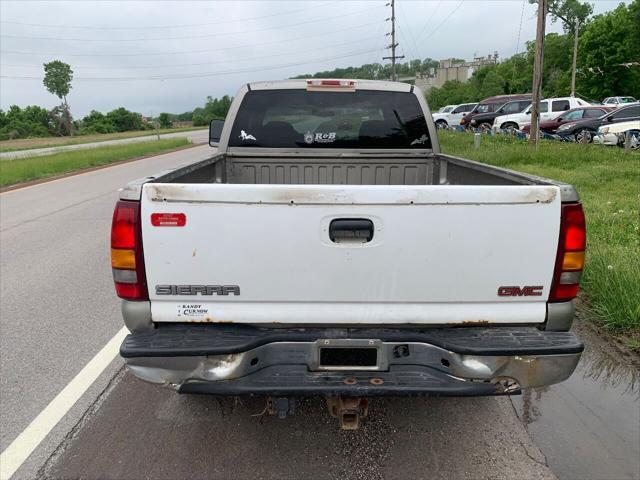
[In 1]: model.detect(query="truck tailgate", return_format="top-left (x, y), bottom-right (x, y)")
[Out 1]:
top-left (141, 183), bottom-right (560, 325)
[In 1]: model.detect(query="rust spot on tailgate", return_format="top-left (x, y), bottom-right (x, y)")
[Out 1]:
top-left (524, 187), bottom-right (557, 204)
top-left (455, 320), bottom-right (491, 326)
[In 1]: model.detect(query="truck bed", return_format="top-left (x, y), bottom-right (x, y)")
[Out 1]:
top-left (132, 151), bottom-right (576, 196)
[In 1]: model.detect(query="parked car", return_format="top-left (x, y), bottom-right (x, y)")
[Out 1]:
top-left (437, 105), bottom-right (456, 113)
top-left (114, 79), bottom-right (585, 429)
top-left (602, 96), bottom-right (638, 108)
top-left (493, 97), bottom-right (592, 132)
top-left (556, 104), bottom-right (640, 143)
top-left (432, 102), bottom-right (477, 129)
top-left (594, 120), bottom-right (640, 148)
top-left (521, 106), bottom-right (614, 135)
top-left (466, 99), bottom-right (532, 131)
top-left (460, 94), bottom-right (531, 129)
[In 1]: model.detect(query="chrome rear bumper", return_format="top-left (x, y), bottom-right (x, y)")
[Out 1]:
top-left (122, 325), bottom-right (583, 395)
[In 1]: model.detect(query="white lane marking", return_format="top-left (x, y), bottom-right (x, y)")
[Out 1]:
top-left (0, 326), bottom-right (128, 480)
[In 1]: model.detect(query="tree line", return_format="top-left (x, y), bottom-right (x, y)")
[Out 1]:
top-left (426, 0), bottom-right (639, 108)
top-left (289, 1), bottom-right (638, 109)
top-left (2, 0), bottom-right (636, 140)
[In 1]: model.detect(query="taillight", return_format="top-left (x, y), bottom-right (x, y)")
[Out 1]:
top-left (549, 203), bottom-right (586, 302)
top-left (110, 200), bottom-right (148, 301)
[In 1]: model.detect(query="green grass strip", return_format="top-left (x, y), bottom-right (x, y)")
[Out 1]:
top-left (0, 137), bottom-right (190, 187)
top-left (0, 127), bottom-right (205, 152)
top-left (439, 131), bottom-right (640, 334)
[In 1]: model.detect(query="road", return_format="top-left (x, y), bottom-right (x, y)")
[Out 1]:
top-left (1, 144), bottom-right (635, 480)
top-left (0, 129), bottom-right (208, 160)
top-left (0, 144), bottom-right (212, 479)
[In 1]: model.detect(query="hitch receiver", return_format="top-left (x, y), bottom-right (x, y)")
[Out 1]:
top-left (326, 397), bottom-right (369, 430)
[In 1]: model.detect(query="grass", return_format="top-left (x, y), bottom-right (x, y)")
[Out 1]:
top-left (439, 131), bottom-right (640, 335)
top-left (0, 137), bottom-right (190, 187)
top-left (0, 126), bottom-right (205, 152)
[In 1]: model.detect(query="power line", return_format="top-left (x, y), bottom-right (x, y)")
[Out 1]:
top-left (0, 48), bottom-right (382, 82)
top-left (396, 1), bottom-right (421, 62)
top-left (420, 0), bottom-right (465, 42)
top-left (413, 0), bottom-right (442, 45)
top-left (0, 35), bottom-right (383, 71)
top-left (0, 20), bottom-right (383, 58)
top-left (0, 2), bottom-right (338, 30)
top-left (0, 5), bottom-right (384, 43)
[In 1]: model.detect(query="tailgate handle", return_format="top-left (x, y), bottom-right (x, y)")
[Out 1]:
top-left (329, 218), bottom-right (374, 243)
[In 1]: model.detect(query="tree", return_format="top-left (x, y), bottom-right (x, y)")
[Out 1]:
top-left (158, 113), bottom-right (172, 129)
top-left (106, 107), bottom-right (144, 132)
top-left (43, 60), bottom-right (74, 135)
top-left (577, 2), bottom-right (640, 99)
top-left (43, 60), bottom-right (73, 106)
top-left (546, 0), bottom-right (592, 31)
top-left (0, 105), bottom-right (56, 140)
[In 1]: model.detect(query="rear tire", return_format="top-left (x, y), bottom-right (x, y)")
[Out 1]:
top-left (478, 122), bottom-right (492, 133)
top-left (436, 120), bottom-right (448, 130)
top-left (501, 122), bottom-right (519, 132)
top-left (574, 129), bottom-right (593, 143)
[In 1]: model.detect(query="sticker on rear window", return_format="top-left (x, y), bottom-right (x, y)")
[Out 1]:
top-left (411, 134), bottom-right (429, 145)
top-left (304, 131), bottom-right (314, 144)
top-left (239, 130), bottom-right (257, 141)
top-left (314, 132), bottom-right (336, 143)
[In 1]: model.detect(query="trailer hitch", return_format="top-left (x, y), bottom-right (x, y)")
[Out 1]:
top-left (326, 397), bottom-right (369, 430)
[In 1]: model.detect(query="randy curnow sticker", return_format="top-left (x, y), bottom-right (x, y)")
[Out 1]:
top-left (177, 304), bottom-right (209, 317)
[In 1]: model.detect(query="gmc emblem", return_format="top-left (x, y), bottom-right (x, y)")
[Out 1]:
top-left (497, 286), bottom-right (543, 297)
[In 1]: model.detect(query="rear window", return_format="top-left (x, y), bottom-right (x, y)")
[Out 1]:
top-left (584, 109), bottom-right (606, 118)
top-left (229, 89), bottom-right (431, 149)
top-left (552, 100), bottom-right (570, 112)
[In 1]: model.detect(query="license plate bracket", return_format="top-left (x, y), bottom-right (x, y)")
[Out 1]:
top-left (311, 339), bottom-right (385, 371)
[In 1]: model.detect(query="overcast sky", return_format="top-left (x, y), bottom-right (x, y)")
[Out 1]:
top-left (0, 0), bottom-right (621, 117)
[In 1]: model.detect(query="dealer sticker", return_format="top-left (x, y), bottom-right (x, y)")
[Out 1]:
top-left (177, 304), bottom-right (209, 317)
top-left (314, 132), bottom-right (336, 143)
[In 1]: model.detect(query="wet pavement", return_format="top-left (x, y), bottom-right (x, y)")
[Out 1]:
top-left (27, 322), bottom-right (639, 480)
top-left (41, 374), bottom-right (556, 480)
top-left (511, 321), bottom-right (640, 480)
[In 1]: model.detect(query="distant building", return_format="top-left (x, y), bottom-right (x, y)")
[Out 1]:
top-left (413, 54), bottom-right (499, 92)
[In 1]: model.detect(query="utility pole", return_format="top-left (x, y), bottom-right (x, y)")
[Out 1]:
top-left (530, 0), bottom-right (547, 146)
top-left (382, 0), bottom-right (404, 81)
top-left (570, 17), bottom-right (579, 97)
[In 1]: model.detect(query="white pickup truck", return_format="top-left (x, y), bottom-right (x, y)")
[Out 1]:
top-left (114, 79), bottom-right (585, 428)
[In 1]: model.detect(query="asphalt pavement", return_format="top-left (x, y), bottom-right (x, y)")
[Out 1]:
top-left (1, 144), bottom-right (636, 480)
top-left (0, 144), bottom-right (213, 479)
top-left (0, 129), bottom-right (208, 160)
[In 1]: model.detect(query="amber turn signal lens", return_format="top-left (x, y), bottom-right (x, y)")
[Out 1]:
top-left (111, 248), bottom-right (136, 269)
top-left (562, 251), bottom-right (585, 271)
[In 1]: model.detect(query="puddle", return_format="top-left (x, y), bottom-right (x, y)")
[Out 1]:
top-left (511, 321), bottom-right (639, 480)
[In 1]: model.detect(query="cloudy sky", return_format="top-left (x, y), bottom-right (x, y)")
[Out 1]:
top-left (0, 0), bottom-right (620, 117)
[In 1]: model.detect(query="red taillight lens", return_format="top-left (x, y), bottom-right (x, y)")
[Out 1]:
top-left (563, 205), bottom-right (586, 251)
top-left (550, 203), bottom-right (586, 302)
top-left (111, 202), bottom-right (137, 249)
top-left (110, 200), bottom-right (148, 301)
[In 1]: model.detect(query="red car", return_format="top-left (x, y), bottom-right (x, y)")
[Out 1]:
top-left (522, 106), bottom-right (614, 134)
